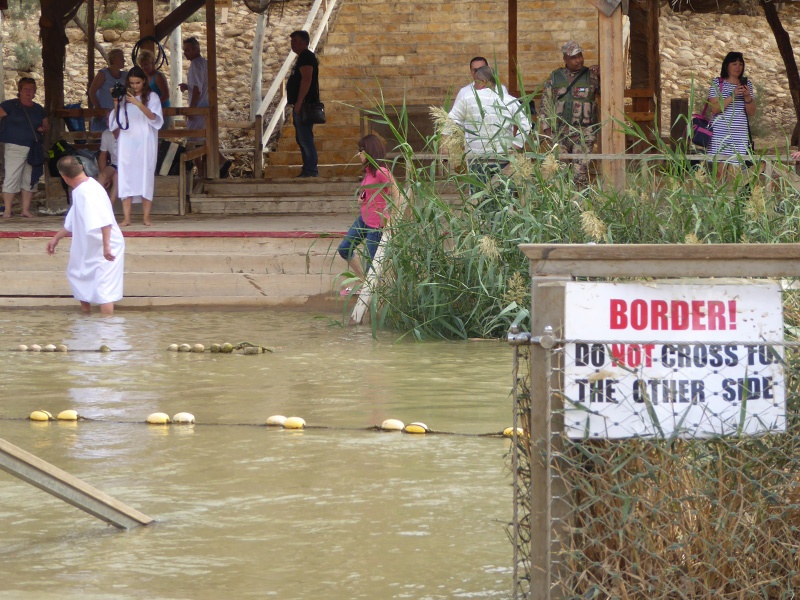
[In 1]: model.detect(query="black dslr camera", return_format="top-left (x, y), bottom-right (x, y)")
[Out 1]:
top-left (110, 82), bottom-right (127, 100)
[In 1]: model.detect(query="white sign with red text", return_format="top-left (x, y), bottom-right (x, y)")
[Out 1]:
top-left (562, 281), bottom-right (785, 439)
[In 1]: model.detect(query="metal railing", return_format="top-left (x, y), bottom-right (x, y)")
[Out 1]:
top-left (252, 0), bottom-right (339, 178)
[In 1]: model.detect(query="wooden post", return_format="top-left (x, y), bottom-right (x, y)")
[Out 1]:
top-left (508, 0), bottom-right (518, 96)
top-left (169, 0), bottom-right (183, 109)
top-left (87, 0), bottom-right (95, 93)
top-left (137, 0), bottom-right (156, 51)
top-left (597, 2), bottom-right (626, 190)
top-left (528, 276), bottom-right (569, 600)
top-left (0, 437), bottom-right (153, 529)
top-left (206, 0), bottom-right (220, 178)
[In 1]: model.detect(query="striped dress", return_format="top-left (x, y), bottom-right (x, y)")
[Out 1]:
top-left (708, 79), bottom-right (754, 164)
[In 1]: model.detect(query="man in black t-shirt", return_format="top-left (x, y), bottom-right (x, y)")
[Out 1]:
top-left (287, 30), bottom-right (320, 177)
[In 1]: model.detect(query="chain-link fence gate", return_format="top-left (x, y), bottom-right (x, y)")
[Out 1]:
top-left (507, 244), bottom-right (800, 600)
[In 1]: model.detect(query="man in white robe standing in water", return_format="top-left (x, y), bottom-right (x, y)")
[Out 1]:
top-left (46, 155), bottom-right (125, 315)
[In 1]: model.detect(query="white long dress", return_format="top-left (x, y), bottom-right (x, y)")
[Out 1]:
top-left (64, 177), bottom-right (125, 304)
top-left (109, 93), bottom-right (163, 201)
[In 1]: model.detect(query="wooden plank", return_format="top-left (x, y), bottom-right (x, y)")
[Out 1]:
top-left (519, 243), bottom-right (800, 278)
top-left (0, 437), bottom-right (153, 530)
top-left (624, 88), bottom-right (655, 98)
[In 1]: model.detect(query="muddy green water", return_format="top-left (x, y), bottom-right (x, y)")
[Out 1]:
top-left (0, 310), bottom-right (514, 599)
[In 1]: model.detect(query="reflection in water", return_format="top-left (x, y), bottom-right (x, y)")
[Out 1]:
top-left (0, 310), bottom-right (513, 599)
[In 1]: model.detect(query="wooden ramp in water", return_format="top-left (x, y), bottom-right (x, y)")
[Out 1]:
top-left (0, 437), bottom-right (153, 529)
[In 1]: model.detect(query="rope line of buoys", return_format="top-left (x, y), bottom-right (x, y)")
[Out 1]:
top-left (167, 342), bottom-right (273, 355)
top-left (10, 344), bottom-right (122, 353)
top-left (10, 412), bottom-right (524, 438)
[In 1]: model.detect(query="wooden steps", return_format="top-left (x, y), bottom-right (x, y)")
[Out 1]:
top-left (190, 178), bottom-right (360, 214)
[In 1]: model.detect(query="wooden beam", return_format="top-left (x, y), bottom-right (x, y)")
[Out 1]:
top-left (205, 0), bottom-right (220, 178)
top-left (0, 437), bottom-right (154, 529)
top-left (520, 243), bottom-right (800, 278)
top-left (154, 0), bottom-right (205, 42)
top-left (597, 3), bottom-right (626, 190)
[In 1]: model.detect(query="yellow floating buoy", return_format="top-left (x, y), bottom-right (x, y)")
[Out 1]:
top-left (57, 409), bottom-right (79, 421)
top-left (30, 344), bottom-right (42, 352)
top-left (404, 422), bottom-right (429, 434)
top-left (99, 345), bottom-right (111, 353)
top-left (17, 344), bottom-right (28, 352)
top-left (192, 344), bottom-right (205, 353)
top-left (503, 427), bottom-right (525, 438)
top-left (146, 412), bottom-right (171, 425)
top-left (209, 343), bottom-right (221, 353)
top-left (381, 418), bottom-right (405, 431)
top-left (30, 410), bottom-right (53, 422)
top-left (167, 344), bottom-right (179, 352)
top-left (43, 344), bottom-right (56, 352)
top-left (220, 343), bottom-right (234, 353)
top-left (178, 344), bottom-right (192, 353)
top-left (55, 344), bottom-right (68, 353)
top-left (282, 416), bottom-right (306, 430)
top-left (172, 412), bottom-right (195, 424)
top-left (266, 415), bottom-right (287, 426)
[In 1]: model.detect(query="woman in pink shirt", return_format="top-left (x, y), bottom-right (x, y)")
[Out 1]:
top-left (337, 134), bottom-right (397, 293)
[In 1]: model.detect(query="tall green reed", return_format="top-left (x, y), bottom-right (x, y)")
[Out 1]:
top-left (351, 96), bottom-right (800, 340)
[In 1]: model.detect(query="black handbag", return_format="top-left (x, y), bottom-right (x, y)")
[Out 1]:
top-left (302, 101), bottom-right (326, 125)
top-left (691, 107), bottom-right (712, 148)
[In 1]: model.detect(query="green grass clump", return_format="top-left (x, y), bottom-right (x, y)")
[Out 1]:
top-left (97, 11), bottom-right (131, 31)
top-left (12, 37), bottom-right (41, 72)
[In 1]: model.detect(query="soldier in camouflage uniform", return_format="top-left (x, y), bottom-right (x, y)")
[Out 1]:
top-left (541, 41), bottom-right (600, 187)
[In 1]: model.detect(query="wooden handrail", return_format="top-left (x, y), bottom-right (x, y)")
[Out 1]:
top-left (252, 0), bottom-right (340, 178)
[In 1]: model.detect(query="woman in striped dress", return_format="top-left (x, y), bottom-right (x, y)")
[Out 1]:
top-left (708, 51), bottom-right (756, 166)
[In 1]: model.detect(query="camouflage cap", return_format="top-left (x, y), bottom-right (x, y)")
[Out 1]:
top-left (561, 41), bottom-right (584, 57)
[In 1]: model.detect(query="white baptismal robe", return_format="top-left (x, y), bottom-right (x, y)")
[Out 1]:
top-left (64, 178), bottom-right (125, 304)
top-left (109, 93), bottom-right (163, 202)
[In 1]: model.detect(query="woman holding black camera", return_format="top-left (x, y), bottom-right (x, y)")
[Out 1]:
top-left (109, 65), bottom-right (163, 226)
top-left (707, 51), bottom-right (756, 165)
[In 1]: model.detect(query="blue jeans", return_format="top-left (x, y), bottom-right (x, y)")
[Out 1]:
top-left (337, 215), bottom-right (383, 273)
top-left (293, 111), bottom-right (318, 176)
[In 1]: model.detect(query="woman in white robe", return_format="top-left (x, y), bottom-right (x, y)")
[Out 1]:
top-left (46, 155), bottom-right (125, 315)
top-left (109, 65), bottom-right (163, 227)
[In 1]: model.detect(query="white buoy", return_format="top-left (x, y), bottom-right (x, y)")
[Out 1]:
top-left (29, 344), bottom-right (42, 352)
top-left (404, 422), bottom-right (429, 434)
top-left (146, 412), bottom-right (171, 425)
top-left (172, 412), bottom-right (195, 424)
top-left (167, 344), bottom-right (179, 352)
top-left (178, 344), bottom-right (192, 353)
top-left (192, 344), bottom-right (205, 353)
top-left (57, 410), bottom-right (79, 421)
top-left (55, 344), bottom-right (68, 353)
top-left (43, 344), bottom-right (56, 352)
top-left (266, 415), bottom-right (287, 426)
top-left (30, 410), bottom-right (53, 422)
top-left (381, 418), bottom-right (405, 431)
top-left (503, 427), bottom-right (525, 438)
top-left (17, 344), bottom-right (28, 352)
top-left (282, 416), bottom-right (306, 430)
